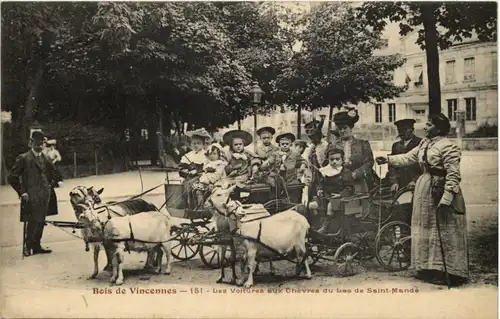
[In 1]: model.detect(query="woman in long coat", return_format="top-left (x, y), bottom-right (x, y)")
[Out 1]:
top-left (329, 108), bottom-right (375, 216)
top-left (377, 114), bottom-right (469, 286)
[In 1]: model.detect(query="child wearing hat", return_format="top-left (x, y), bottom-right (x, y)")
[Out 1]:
top-left (316, 148), bottom-right (355, 233)
top-left (251, 126), bottom-right (279, 182)
top-left (261, 132), bottom-right (305, 190)
top-left (192, 143), bottom-right (228, 205)
top-left (179, 128), bottom-right (211, 210)
top-left (223, 130), bottom-right (256, 184)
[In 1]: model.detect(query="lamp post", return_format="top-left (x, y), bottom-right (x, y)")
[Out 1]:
top-left (249, 82), bottom-right (263, 152)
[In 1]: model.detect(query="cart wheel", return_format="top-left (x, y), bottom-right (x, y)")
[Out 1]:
top-left (375, 221), bottom-right (411, 271)
top-left (170, 227), bottom-right (200, 261)
top-left (333, 242), bottom-right (362, 277)
top-left (305, 242), bottom-right (322, 266)
top-left (199, 244), bottom-right (234, 269)
top-left (352, 231), bottom-right (376, 261)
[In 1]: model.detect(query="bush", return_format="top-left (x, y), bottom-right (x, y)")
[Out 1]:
top-left (465, 123), bottom-right (498, 138)
top-left (39, 121), bottom-right (125, 165)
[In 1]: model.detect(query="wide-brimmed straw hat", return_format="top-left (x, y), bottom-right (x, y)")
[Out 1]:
top-left (256, 126), bottom-right (276, 136)
top-left (186, 128), bottom-right (212, 140)
top-left (223, 130), bottom-right (253, 146)
top-left (46, 139), bottom-right (57, 145)
top-left (275, 132), bottom-right (296, 143)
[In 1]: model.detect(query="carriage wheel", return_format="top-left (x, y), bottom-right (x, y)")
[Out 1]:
top-left (333, 242), bottom-right (362, 277)
top-left (170, 227), bottom-right (200, 261)
top-left (305, 242), bottom-right (323, 267)
top-left (352, 231), bottom-right (376, 261)
top-left (199, 243), bottom-right (234, 269)
top-left (375, 221), bottom-right (411, 271)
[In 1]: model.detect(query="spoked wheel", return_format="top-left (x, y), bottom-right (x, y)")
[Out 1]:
top-left (305, 242), bottom-right (322, 267)
top-left (352, 231), bottom-right (376, 261)
top-left (170, 226), bottom-right (200, 261)
top-left (333, 242), bottom-right (362, 277)
top-left (375, 221), bottom-right (411, 271)
top-left (199, 244), bottom-right (234, 269)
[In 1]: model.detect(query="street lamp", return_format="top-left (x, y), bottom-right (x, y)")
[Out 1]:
top-left (249, 81), bottom-right (263, 152)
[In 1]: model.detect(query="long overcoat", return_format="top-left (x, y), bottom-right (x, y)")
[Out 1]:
top-left (8, 150), bottom-right (58, 222)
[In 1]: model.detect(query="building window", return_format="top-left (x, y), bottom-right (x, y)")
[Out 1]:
top-left (413, 64), bottom-right (423, 87)
top-left (141, 128), bottom-right (149, 140)
top-left (464, 57), bottom-right (475, 81)
top-left (465, 97), bottom-right (477, 121)
top-left (375, 104), bottom-right (382, 123)
top-left (447, 99), bottom-right (458, 121)
top-left (414, 109), bottom-right (426, 122)
top-left (445, 60), bottom-right (456, 83)
top-left (388, 103), bottom-right (396, 122)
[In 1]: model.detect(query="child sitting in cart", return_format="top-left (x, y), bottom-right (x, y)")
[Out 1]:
top-left (250, 126), bottom-right (279, 183)
top-left (223, 130), bottom-right (255, 184)
top-left (179, 128), bottom-right (211, 210)
top-left (316, 148), bottom-right (355, 233)
top-left (260, 132), bottom-right (305, 198)
top-left (192, 143), bottom-right (227, 204)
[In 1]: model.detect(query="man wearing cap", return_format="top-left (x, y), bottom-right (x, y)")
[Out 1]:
top-left (388, 119), bottom-right (422, 193)
top-left (251, 126), bottom-right (279, 182)
top-left (8, 131), bottom-right (58, 256)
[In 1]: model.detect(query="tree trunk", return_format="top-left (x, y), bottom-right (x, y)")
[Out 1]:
top-left (327, 105), bottom-right (334, 141)
top-left (297, 104), bottom-right (302, 138)
top-left (421, 4), bottom-right (441, 116)
top-left (21, 63), bottom-right (45, 143)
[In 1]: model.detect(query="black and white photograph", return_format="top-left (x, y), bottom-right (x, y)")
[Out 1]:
top-left (0, 1), bottom-right (497, 318)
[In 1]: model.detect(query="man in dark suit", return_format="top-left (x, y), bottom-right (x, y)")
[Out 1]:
top-left (8, 131), bottom-right (58, 256)
top-left (388, 119), bottom-right (423, 193)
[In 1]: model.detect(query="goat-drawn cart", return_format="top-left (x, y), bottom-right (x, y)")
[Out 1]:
top-left (164, 167), bottom-right (306, 269)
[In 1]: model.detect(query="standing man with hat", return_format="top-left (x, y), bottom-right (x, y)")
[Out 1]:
top-left (251, 126), bottom-right (279, 182)
top-left (389, 118), bottom-right (422, 193)
top-left (8, 131), bottom-right (58, 256)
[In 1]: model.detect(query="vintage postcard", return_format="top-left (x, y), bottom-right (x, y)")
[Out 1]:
top-left (0, 1), bottom-right (497, 318)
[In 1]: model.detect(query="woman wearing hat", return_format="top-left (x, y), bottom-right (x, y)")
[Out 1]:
top-left (179, 128), bottom-right (212, 210)
top-left (251, 126), bottom-right (279, 182)
top-left (42, 139), bottom-right (64, 187)
top-left (330, 108), bottom-right (375, 202)
top-left (376, 114), bottom-right (468, 287)
top-left (223, 130), bottom-right (256, 184)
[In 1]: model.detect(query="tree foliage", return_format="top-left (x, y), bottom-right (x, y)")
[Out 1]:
top-left (279, 2), bottom-right (406, 111)
top-left (358, 2), bottom-right (497, 50)
top-left (357, 2), bottom-right (497, 115)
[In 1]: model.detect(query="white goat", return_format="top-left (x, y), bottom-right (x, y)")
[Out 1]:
top-left (76, 204), bottom-right (172, 285)
top-left (207, 185), bottom-right (312, 288)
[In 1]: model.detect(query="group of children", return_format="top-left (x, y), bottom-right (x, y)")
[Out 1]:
top-left (178, 126), bottom-right (356, 228)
